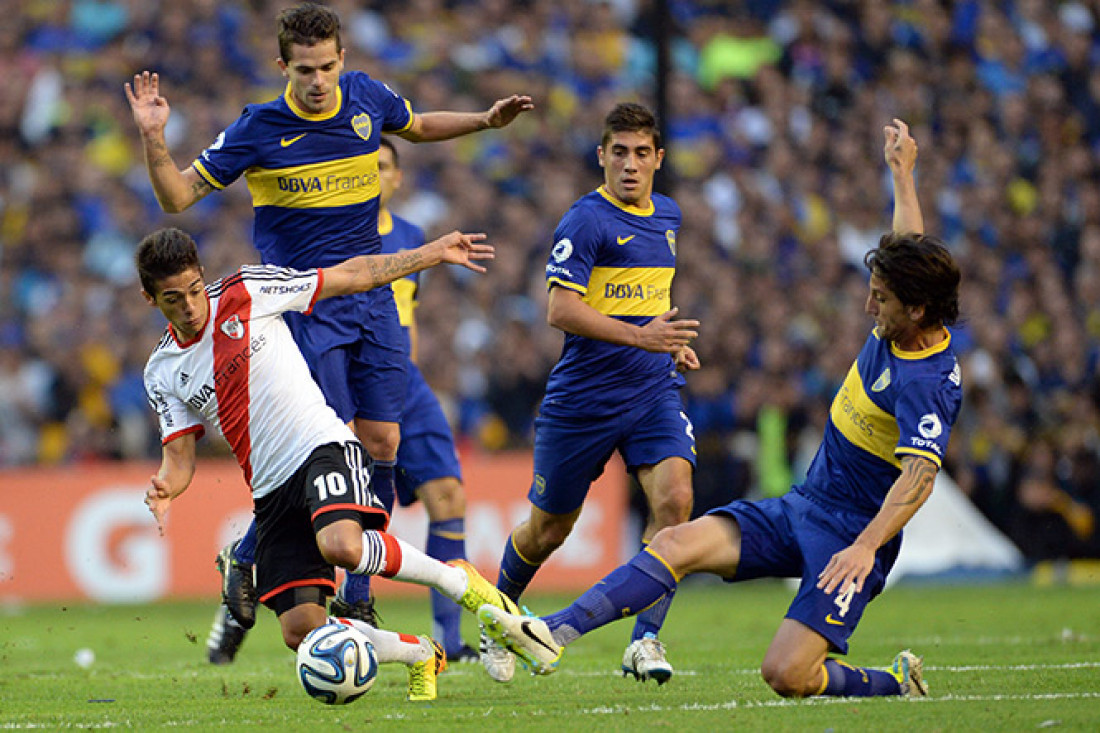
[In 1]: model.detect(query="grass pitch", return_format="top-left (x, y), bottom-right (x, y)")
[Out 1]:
top-left (2, 580), bottom-right (1097, 730)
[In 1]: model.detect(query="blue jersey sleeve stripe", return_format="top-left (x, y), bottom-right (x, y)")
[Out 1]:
top-left (192, 160), bottom-right (226, 190)
top-left (548, 277), bottom-right (586, 294)
top-left (895, 447), bottom-right (943, 467)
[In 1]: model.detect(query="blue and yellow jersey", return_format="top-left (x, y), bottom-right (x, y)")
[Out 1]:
top-left (798, 328), bottom-right (963, 517)
top-left (191, 71), bottom-right (413, 270)
top-left (379, 208), bottom-right (423, 343)
top-left (541, 186), bottom-right (684, 417)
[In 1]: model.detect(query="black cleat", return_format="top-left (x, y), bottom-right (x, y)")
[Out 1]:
top-left (448, 644), bottom-right (480, 664)
top-left (207, 604), bottom-right (247, 665)
top-left (215, 541), bottom-right (257, 629)
top-left (330, 595), bottom-right (382, 627)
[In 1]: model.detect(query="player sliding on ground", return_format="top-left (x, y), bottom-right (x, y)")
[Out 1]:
top-left (137, 227), bottom-right (519, 702)
top-left (480, 119), bottom-right (961, 699)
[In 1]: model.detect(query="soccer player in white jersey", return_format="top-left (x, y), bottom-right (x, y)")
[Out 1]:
top-left (138, 226), bottom-right (519, 701)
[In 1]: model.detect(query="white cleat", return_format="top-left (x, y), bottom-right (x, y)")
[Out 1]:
top-left (891, 649), bottom-right (928, 697)
top-left (478, 627), bottom-right (516, 683)
top-left (622, 635), bottom-right (673, 684)
top-left (477, 604), bottom-right (561, 676)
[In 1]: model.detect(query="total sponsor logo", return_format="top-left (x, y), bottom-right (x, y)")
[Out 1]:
top-left (546, 264), bottom-right (575, 279)
top-left (276, 170), bottom-right (378, 194)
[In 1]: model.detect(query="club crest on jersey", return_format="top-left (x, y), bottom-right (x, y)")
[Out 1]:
top-left (220, 315), bottom-right (245, 340)
top-left (666, 229), bottom-right (676, 255)
top-left (871, 368), bottom-right (891, 392)
top-left (352, 113), bottom-right (372, 142)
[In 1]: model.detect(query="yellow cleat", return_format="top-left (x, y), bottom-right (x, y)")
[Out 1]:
top-left (407, 637), bottom-right (447, 702)
top-left (449, 560), bottom-right (520, 616)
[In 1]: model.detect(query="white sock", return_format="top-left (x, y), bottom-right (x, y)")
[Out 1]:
top-left (353, 531), bottom-right (468, 601)
top-left (331, 617), bottom-right (431, 666)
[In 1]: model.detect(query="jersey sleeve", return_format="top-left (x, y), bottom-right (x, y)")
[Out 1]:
top-left (144, 365), bottom-right (204, 445)
top-left (546, 203), bottom-right (602, 294)
top-left (238, 265), bottom-right (323, 318)
top-left (352, 73), bottom-right (414, 134)
top-left (893, 375), bottom-right (962, 467)
top-left (191, 107), bottom-right (259, 190)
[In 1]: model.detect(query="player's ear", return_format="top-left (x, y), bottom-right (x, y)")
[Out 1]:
top-left (277, 57), bottom-right (288, 77)
top-left (141, 288), bottom-right (156, 307)
top-left (655, 147), bottom-right (665, 170)
top-left (596, 146), bottom-right (606, 168)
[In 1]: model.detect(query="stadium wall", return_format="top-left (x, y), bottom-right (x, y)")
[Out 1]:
top-left (0, 452), bottom-right (626, 604)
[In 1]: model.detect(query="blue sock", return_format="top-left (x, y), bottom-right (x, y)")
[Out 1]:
top-left (340, 570), bottom-right (372, 604)
top-left (821, 659), bottom-right (902, 697)
top-left (233, 521), bottom-right (257, 566)
top-left (497, 532), bottom-right (540, 601)
top-left (426, 518), bottom-right (466, 654)
top-left (543, 549), bottom-right (678, 644)
top-left (631, 541), bottom-right (674, 641)
top-left (372, 459), bottom-right (396, 513)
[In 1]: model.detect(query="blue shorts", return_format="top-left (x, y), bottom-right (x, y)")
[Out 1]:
top-left (285, 288), bottom-right (409, 424)
top-left (529, 390), bottom-right (696, 515)
top-left (709, 491), bottom-right (900, 654)
top-left (394, 363), bottom-right (462, 507)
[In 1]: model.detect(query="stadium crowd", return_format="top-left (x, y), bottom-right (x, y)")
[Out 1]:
top-left (1, 0), bottom-right (1098, 560)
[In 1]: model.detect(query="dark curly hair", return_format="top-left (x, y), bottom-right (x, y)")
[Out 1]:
top-left (864, 232), bottom-right (960, 328)
top-left (136, 227), bottom-right (201, 297)
top-left (601, 102), bottom-right (661, 150)
top-left (277, 2), bottom-right (342, 63)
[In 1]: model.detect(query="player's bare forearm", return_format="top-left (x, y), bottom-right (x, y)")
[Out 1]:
top-left (884, 118), bottom-right (924, 235)
top-left (399, 95), bottom-right (533, 142)
top-left (142, 140), bottom-right (209, 213)
top-left (853, 455), bottom-right (936, 552)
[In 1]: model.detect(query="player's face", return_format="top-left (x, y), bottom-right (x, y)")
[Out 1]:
top-left (145, 267), bottom-right (209, 342)
top-left (278, 39), bottom-right (344, 115)
top-left (377, 145), bottom-right (402, 209)
top-left (597, 130), bottom-right (664, 207)
top-left (865, 272), bottom-right (920, 346)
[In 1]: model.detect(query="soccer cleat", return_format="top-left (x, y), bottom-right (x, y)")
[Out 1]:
top-left (407, 637), bottom-right (447, 702)
top-left (621, 635), bottom-right (673, 684)
top-left (478, 628), bottom-right (516, 683)
top-left (448, 644), bottom-right (480, 664)
top-left (477, 604), bottom-right (561, 676)
top-left (449, 559), bottom-right (520, 617)
top-left (891, 649), bottom-right (928, 697)
top-left (215, 541), bottom-right (257, 629)
top-left (330, 594), bottom-right (382, 628)
top-left (206, 604), bottom-right (247, 665)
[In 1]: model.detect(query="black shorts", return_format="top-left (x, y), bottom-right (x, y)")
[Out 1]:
top-left (254, 441), bottom-right (389, 615)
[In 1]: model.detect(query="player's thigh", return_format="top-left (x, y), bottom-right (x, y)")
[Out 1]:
top-left (528, 412), bottom-right (620, 515)
top-left (621, 392), bottom-right (697, 487)
top-left (649, 514), bottom-right (742, 577)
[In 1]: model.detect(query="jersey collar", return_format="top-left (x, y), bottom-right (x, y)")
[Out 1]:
top-left (283, 82), bottom-right (343, 121)
top-left (883, 327), bottom-right (952, 360)
top-left (597, 185), bottom-right (655, 216)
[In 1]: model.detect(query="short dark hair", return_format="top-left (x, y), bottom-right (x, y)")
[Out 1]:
top-left (277, 2), bottom-right (342, 63)
top-left (379, 135), bottom-right (399, 167)
top-left (136, 227), bottom-right (201, 297)
top-left (864, 232), bottom-right (960, 328)
top-left (601, 102), bottom-right (661, 150)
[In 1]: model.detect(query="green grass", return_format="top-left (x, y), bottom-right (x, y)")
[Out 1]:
top-left (2, 580), bottom-right (1098, 730)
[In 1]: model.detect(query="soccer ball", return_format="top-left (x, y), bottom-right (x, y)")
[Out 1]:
top-left (296, 622), bottom-right (378, 704)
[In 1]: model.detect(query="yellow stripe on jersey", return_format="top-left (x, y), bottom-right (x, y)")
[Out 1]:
top-left (583, 266), bottom-right (673, 317)
top-left (391, 278), bottom-right (418, 327)
top-left (244, 152), bottom-right (381, 209)
top-left (830, 361), bottom-right (901, 467)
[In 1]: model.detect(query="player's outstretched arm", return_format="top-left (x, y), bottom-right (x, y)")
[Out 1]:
top-left (884, 118), bottom-right (923, 236)
top-left (146, 433), bottom-right (197, 536)
top-left (398, 94), bottom-right (535, 143)
top-left (124, 71), bottom-right (212, 213)
top-left (319, 231), bottom-right (493, 300)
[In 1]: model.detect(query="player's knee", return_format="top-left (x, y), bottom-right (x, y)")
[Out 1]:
top-left (282, 621), bottom-right (313, 651)
top-left (317, 532), bottom-right (363, 570)
top-left (421, 478), bottom-right (466, 521)
top-left (531, 519), bottom-right (572, 553)
top-left (650, 482), bottom-right (693, 526)
top-left (355, 423), bottom-right (400, 461)
top-left (760, 659), bottom-right (814, 698)
top-left (647, 524), bottom-right (693, 575)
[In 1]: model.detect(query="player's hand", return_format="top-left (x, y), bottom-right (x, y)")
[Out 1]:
top-left (637, 307), bottom-right (699, 354)
top-left (816, 542), bottom-right (875, 596)
top-left (145, 475), bottom-right (172, 536)
top-left (883, 118), bottom-right (917, 175)
top-left (125, 71), bottom-right (171, 136)
top-left (484, 94), bottom-right (535, 129)
top-left (675, 345), bottom-right (700, 372)
top-left (433, 231), bottom-right (494, 272)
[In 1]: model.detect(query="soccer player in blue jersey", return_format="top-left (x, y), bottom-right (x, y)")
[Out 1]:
top-left (125, 1), bottom-right (531, 638)
top-left (481, 103), bottom-right (701, 684)
top-left (203, 137), bottom-right (478, 665)
top-left (479, 119), bottom-right (962, 699)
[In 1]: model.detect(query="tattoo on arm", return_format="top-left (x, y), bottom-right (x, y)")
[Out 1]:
top-left (894, 458), bottom-right (937, 507)
top-left (369, 250), bottom-right (424, 286)
top-left (190, 178), bottom-right (212, 198)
